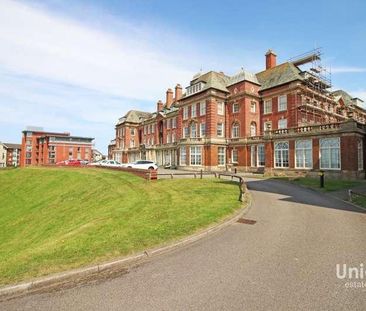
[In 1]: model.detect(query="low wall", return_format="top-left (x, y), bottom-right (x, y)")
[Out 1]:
top-left (94, 166), bottom-right (157, 180)
top-left (39, 164), bottom-right (158, 180)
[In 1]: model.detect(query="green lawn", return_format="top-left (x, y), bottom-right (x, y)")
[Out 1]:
top-left (352, 194), bottom-right (366, 208)
top-left (0, 167), bottom-right (242, 285)
top-left (279, 177), bottom-right (362, 192)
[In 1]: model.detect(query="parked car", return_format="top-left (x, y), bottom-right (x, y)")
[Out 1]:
top-left (89, 159), bottom-right (123, 168)
top-left (127, 160), bottom-right (158, 170)
top-left (56, 159), bottom-right (82, 166)
top-left (88, 160), bottom-right (106, 166)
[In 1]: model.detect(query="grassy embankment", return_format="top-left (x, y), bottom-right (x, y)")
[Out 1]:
top-left (0, 167), bottom-right (242, 285)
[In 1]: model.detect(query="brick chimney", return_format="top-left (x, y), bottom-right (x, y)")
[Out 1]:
top-left (265, 49), bottom-right (277, 69)
top-left (166, 88), bottom-right (173, 108)
top-left (157, 100), bottom-right (163, 112)
top-left (175, 84), bottom-right (182, 101)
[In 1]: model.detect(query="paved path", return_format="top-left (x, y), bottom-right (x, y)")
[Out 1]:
top-left (2, 178), bottom-right (366, 310)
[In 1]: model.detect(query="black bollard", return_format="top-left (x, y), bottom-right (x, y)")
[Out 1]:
top-left (319, 171), bottom-right (324, 188)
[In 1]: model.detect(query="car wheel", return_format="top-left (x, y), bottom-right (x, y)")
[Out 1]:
top-left (148, 166), bottom-right (154, 170)
top-left (127, 166), bottom-right (132, 168)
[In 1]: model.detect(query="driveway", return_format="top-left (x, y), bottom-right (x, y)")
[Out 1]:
top-left (1, 178), bottom-right (365, 310)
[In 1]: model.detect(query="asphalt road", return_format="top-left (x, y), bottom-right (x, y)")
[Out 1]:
top-left (2, 178), bottom-right (366, 311)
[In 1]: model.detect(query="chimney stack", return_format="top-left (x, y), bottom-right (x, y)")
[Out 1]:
top-left (265, 49), bottom-right (277, 69)
top-left (157, 100), bottom-right (163, 112)
top-left (175, 84), bottom-right (182, 101)
top-left (166, 88), bottom-right (173, 108)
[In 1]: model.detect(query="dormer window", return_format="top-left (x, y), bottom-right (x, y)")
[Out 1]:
top-left (186, 82), bottom-right (205, 96)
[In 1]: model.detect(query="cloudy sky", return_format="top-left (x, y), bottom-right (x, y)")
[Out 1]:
top-left (1, 0), bottom-right (365, 153)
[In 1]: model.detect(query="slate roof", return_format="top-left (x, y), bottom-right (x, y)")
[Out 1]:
top-left (227, 69), bottom-right (260, 86)
top-left (256, 62), bottom-right (303, 91)
top-left (3, 143), bottom-right (21, 149)
top-left (331, 90), bottom-right (354, 106)
top-left (117, 110), bottom-right (152, 125)
top-left (190, 71), bottom-right (231, 94)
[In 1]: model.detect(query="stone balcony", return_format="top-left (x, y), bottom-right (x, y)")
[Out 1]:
top-left (265, 120), bottom-right (365, 139)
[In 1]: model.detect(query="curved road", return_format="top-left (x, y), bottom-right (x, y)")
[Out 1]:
top-left (2, 178), bottom-right (366, 310)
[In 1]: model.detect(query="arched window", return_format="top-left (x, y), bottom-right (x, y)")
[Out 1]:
top-left (250, 122), bottom-right (257, 137)
top-left (232, 123), bottom-right (239, 138)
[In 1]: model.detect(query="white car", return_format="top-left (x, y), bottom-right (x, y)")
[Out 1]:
top-left (89, 160), bottom-right (122, 167)
top-left (127, 160), bottom-right (158, 170)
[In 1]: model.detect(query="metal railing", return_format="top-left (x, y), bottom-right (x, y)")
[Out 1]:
top-left (155, 171), bottom-right (247, 202)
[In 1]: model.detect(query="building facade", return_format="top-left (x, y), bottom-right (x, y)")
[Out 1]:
top-left (110, 50), bottom-right (366, 179)
top-left (20, 127), bottom-right (94, 167)
top-left (0, 143), bottom-right (6, 168)
top-left (3, 143), bottom-right (21, 167)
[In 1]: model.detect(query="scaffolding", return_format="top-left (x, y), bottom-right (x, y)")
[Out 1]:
top-left (288, 48), bottom-right (345, 126)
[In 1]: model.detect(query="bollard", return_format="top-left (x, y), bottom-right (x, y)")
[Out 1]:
top-left (319, 171), bottom-right (324, 188)
top-left (348, 189), bottom-right (352, 202)
top-left (200, 169), bottom-right (203, 179)
top-left (234, 168), bottom-right (237, 174)
top-left (170, 173), bottom-right (173, 179)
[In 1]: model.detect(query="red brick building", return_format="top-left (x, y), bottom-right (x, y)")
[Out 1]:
top-left (110, 49), bottom-right (366, 179)
top-left (4, 143), bottom-right (21, 167)
top-left (20, 127), bottom-right (94, 167)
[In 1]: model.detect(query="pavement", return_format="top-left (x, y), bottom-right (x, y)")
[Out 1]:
top-left (1, 178), bottom-right (366, 311)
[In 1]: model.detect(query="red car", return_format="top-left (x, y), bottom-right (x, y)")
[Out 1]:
top-left (56, 159), bottom-right (82, 166)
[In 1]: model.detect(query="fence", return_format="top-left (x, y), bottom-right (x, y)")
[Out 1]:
top-left (348, 190), bottom-right (366, 207)
top-left (156, 170), bottom-right (247, 202)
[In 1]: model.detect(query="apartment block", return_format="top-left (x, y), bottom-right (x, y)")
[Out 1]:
top-left (3, 143), bottom-right (21, 167)
top-left (20, 127), bottom-right (94, 167)
top-left (110, 49), bottom-right (366, 179)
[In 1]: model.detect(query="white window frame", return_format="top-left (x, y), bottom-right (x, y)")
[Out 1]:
top-left (191, 104), bottom-right (197, 118)
top-left (278, 95), bottom-right (287, 111)
top-left (183, 106), bottom-right (188, 120)
top-left (180, 147), bottom-right (186, 166)
top-left (217, 102), bottom-right (224, 115)
top-left (257, 144), bottom-right (265, 167)
top-left (200, 123), bottom-right (206, 137)
top-left (295, 139), bottom-right (313, 169)
top-left (233, 103), bottom-right (239, 113)
top-left (167, 119), bottom-right (171, 129)
top-left (183, 126), bottom-right (189, 138)
top-left (274, 141), bottom-right (289, 168)
top-left (232, 149), bottom-right (238, 163)
top-left (278, 119), bottom-right (287, 129)
top-left (358, 139), bottom-right (364, 171)
top-left (218, 147), bottom-right (226, 166)
top-left (217, 123), bottom-right (224, 137)
top-left (250, 101), bottom-right (256, 113)
top-left (172, 118), bottom-right (176, 129)
top-left (200, 102), bottom-right (206, 116)
top-left (190, 123), bottom-right (197, 138)
top-left (190, 146), bottom-right (202, 166)
top-left (319, 137), bottom-right (341, 170)
top-left (232, 123), bottom-right (239, 138)
top-left (250, 122), bottom-right (257, 137)
top-left (264, 100), bottom-right (272, 114)
top-left (250, 145), bottom-right (256, 167)
top-left (264, 121), bottom-right (272, 132)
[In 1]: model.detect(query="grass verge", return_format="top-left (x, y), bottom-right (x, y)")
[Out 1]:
top-left (274, 176), bottom-right (363, 192)
top-left (0, 167), bottom-right (242, 286)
